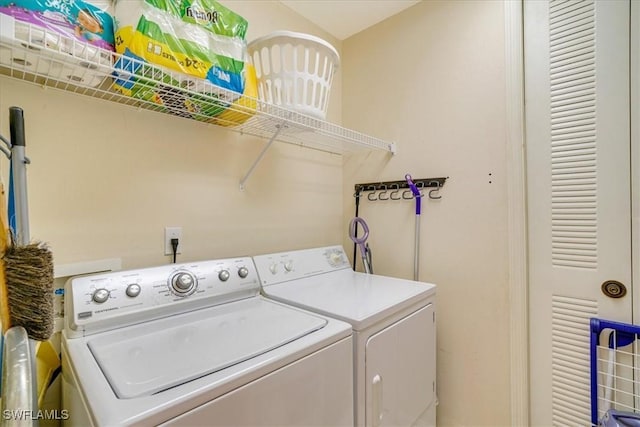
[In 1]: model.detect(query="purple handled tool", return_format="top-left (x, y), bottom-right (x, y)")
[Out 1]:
top-left (349, 216), bottom-right (373, 274)
top-left (406, 174), bottom-right (422, 281)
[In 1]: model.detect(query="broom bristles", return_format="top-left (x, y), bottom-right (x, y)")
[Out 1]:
top-left (4, 242), bottom-right (54, 341)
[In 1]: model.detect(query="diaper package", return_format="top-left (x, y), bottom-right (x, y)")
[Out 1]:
top-left (0, 0), bottom-right (115, 52)
top-left (0, 0), bottom-right (115, 87)
top-left (112, 0), bottom-right (256, 123)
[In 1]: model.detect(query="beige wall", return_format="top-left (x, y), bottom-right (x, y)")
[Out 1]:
top-left (0, 1), bottom-right (343, 269)
top-left (1, 0), bottom-right (513, 424)
top-left (342, 1), bottom-right (511, 425)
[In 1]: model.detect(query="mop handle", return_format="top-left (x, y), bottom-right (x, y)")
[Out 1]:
top-left (406, 174), bottom-right (421, 281)
top-left (405, 174), bottom-right (421, 215)
top-left (9, 107), bottom-right (29, 246)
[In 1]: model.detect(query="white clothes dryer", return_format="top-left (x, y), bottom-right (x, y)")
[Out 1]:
top-left (253, 245), bottom-right (437, 427)
top-left (61, 256), bottom-right (353, 426)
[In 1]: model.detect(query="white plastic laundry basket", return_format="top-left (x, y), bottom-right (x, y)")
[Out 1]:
top-left (247, 31), bottom-right (340, 120)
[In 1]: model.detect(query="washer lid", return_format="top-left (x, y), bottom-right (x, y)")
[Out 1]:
top-left (262, 269), bottom-right (435, 330)
top-left (87, 298), bottom-right (327, 399)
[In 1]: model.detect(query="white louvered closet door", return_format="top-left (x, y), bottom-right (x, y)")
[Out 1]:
top-left (525, 0), bottom-right (631, 425)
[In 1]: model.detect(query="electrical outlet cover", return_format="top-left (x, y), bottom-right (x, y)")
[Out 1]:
top-left (164, 227), bottom-right (182, 255)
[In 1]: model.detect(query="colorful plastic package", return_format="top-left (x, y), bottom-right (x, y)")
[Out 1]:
top-left (0, 0), bottom-right (115, 87)
top-left (112, 0), bottom-right (256, 122)
top-left (0, 0), bottom-right (115, 53)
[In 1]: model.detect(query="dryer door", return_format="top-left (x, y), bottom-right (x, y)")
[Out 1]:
top-left (365, 304), bottom-right (436, 427)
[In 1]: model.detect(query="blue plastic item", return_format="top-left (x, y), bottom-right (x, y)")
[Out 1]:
top-left (600, 409), bottom-right (640, 427)
top-left (591, 318), bottom-right (640, 425)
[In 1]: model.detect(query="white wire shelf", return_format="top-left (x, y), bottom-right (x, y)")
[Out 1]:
top-left (0, 18), bottom-right (397, 160)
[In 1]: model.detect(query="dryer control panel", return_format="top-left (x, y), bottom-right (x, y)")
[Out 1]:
top-left (65, 257), bottom-right (258, 338)
top-left (253, 245), bottom-right (351, 287)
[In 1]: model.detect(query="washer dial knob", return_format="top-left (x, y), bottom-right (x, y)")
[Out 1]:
top-left (284, 260), bottom-right (294, 272)
top-left (92, 288), bottom-right (110, 303)
top-left (328, 251), bottom-right (345, 267)
top-left (238, 267), bottom-right (249, 278)
top-left (170, 271), bottom-right (196, 295)
top-left (218, 270), bottom-right (230, 282)
top-left (269, 263), bottom-right (278, 274)
top-left (126, 284), bottom-right (141, 297)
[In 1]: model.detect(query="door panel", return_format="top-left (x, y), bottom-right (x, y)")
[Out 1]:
top-left (632, 0), bottom-right (640, 324)
top-left (365, 304), bottom-right (435, 427)
top-left (525, 0), bottom-right (632, 425)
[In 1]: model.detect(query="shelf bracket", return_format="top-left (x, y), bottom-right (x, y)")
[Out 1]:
top-left (239, 122), bottom-right (287, 190)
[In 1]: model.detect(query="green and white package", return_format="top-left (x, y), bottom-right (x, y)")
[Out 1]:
top-left (114, 0), bottom-right (249, 99)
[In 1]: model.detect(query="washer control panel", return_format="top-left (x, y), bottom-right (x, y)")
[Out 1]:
top-left (253, 245), bottom-right (351, 287)
top-left (65, 257), bottom-right (258, 337)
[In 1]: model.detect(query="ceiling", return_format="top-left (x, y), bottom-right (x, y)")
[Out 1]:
top-left (279, 0), bottom-right (421, 40)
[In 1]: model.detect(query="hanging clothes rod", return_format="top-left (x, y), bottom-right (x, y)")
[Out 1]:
top-left (354, 177), bottom-right (448, 200)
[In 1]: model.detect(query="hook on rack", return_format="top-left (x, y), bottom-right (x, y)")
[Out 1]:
top-left (428, 180), bottom-right (442, 200)
top-left (378, 184), bottom-right (389, 201)
top-left (353, 185), bottom-right (364, 199)
top-left (390, 184), bottom-right (401, 200)
top-left (367, 185), bottom-right (378, 201)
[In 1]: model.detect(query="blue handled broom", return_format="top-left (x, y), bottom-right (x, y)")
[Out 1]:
top-left (0, 107), bottom-right (53, 342)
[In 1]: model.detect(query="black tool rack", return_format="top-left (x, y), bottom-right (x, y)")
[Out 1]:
top-left (354, 177), bottom-right (448, 200)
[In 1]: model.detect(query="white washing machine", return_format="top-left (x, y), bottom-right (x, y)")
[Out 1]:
top-left (253, 245), bottom-right (437, 427)
top-left (61, 256), bottom-right (354, 426)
